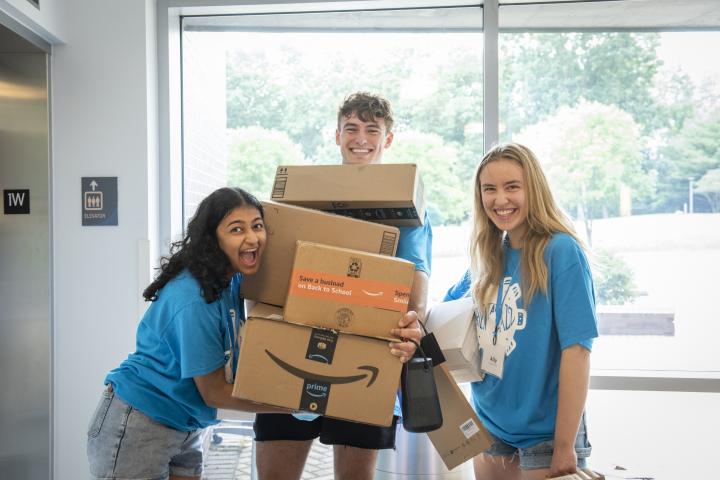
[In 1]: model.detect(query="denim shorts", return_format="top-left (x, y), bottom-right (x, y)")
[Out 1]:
top-left (87, 386), bottom-right (204, 480)
top-left (484, 413), bottom-right (592, 470)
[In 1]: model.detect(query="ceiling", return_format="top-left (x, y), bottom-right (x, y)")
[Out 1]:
top-left (184, 0), bottom-right (720, 31)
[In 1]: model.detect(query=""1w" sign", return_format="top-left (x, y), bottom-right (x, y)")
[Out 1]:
top-left (3, 189), bottom-right (30, 214)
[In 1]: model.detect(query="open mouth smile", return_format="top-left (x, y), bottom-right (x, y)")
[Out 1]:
top-left (494, 208), bottom-right (517, 220)
top-left (239, 248), bottom-right (258, 267)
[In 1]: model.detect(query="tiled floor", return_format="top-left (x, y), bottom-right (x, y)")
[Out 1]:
top-left (202, 426), bottom-right (334, 480)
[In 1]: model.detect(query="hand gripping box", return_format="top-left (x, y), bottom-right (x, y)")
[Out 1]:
top-left (283, 241), bottom-right (415, 341)
top-left (270, 164), bottom-right (426, 227)
top-left (425, 296), bottom-right (485, 383)
top-left (241, 201), bottom-right (400, 307)
top-left (232, 303), bottom-right (401, 426)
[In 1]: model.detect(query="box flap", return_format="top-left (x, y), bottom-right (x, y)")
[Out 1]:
top-left (427, 364), bottom-right (493, 470)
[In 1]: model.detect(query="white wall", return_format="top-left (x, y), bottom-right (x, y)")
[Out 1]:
top-left (11, 1), bottom-right (159, 479)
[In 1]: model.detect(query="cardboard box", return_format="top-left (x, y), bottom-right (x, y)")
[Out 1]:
top-left (270, 164), bottom-right (426, 227)
top-left (242, 201), bottom-right (400, 307)
top-left (425, 297), bottom-right (485, 383)
top-left (232, 304), bottom-right (401, 427)
top-left (427, 364), bottom-right (493, 470)
top-left (549, 470), bottom-right (605, 480)
top-left (284, 241), bottom-right (415, 341)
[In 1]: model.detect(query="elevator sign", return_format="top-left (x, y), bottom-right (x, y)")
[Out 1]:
top-left (82, 177), bottom-right (118, 226)
top-left (3, 189), bottom-right (30, 214)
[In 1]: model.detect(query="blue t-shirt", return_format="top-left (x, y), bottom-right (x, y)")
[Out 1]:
top-left (444, 233), bottom-right (598, 448)
top-left (397, 212), bottom-right (433, 275)
top-left (106, 270), bottom-right (244, 431)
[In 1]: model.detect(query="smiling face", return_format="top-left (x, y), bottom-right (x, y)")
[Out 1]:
top-left (336, 112), bottom-right (394, 165)
top-left (216, 205), bottom-right (266, 276)
top-left (479, 158), bottom-right (529, 248)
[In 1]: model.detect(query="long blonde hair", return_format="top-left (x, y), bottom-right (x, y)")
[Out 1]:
top-left (470, 143), bottom-right (583, 307)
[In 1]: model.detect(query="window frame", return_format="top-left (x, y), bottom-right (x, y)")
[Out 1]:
top-left (157, 0), bottom-right (720, 392)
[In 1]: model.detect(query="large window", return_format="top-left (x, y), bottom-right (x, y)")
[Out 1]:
top-left (498, 28), bottom-right (720, 480)
top-left (499, 30), bottom-right (720, 373)
top-left (181, 6), bottom-right (484, 299)
top-left (175, 2), bottom-right (720, 477)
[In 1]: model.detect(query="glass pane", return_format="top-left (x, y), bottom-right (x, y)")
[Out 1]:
top-left (587, 389), bottom-right (719, 478)
top-left (182, 8), bottom-right (484, 301)
top-left (499, 30), bottom-right (720, 374)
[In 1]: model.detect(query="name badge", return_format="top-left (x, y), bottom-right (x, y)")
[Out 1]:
top-left (478, 331), bottom-right (508, 378)
top-left (476, 303), bottom-right (510, 379)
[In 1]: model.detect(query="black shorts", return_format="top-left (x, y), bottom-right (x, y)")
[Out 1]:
top-left (253, 413), bottom-right (398, 450)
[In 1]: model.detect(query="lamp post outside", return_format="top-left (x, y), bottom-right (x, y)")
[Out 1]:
top-left (688, 177), bottom-right (694, 214)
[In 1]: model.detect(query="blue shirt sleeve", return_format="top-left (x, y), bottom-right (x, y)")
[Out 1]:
top-left (164, 301), bottom-right (226, 379)
top-left (397, 213), bottom-right (433, 275)
top-left (547, 235), bottom-right (599, 351)
top-left (443, 269), bottom-right (472, 301)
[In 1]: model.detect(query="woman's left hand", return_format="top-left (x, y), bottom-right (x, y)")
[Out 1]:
top-left (547, 444), bottom-right (577, 478)
top-left (388, 310), bottom-right (423, 363)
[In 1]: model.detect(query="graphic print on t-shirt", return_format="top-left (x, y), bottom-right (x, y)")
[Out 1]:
top-left (477, 275), bottom-right (527, 358)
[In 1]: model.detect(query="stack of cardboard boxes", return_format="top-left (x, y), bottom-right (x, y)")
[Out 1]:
top-left (230, 163), bottom-right (492, 470)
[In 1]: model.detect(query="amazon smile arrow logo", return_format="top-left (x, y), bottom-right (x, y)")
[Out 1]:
top-left (265, 350), bottom-right (379, 387)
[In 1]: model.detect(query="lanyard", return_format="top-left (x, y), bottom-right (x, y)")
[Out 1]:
top-left (492, 251), bottom-right (520, 346)
top-left (223, 275), bottom-right (243, 383)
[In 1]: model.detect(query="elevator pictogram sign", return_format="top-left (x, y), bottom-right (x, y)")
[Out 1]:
top-left (82, 177), bottom-right (117, 226)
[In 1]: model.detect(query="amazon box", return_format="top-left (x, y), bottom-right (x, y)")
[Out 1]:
top-left (232, 303), bottom-right (401, 426)
top-left (427, 364), bottom-right (493, 470)
top-left (270, 164), bottom-right (426, 227)
top-left (283, 241), bottom-right (415, 341)
top-left (242, 201), bottom-right (400, 307)
top-left (425, 297), bottom-right (485, 383)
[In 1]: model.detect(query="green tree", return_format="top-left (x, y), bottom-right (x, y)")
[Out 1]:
top-left (516, 101), bottom-right (653, 243)
top-left (499, 32), bottom-right (685, 140)
top-left (593, 249), bottom-right (638, 305)
top-left (227, 127), bottom-right (306, 197)
top-left (654, 115), bottom-right (720, 212)
top-left (398, 47), bottom-right (483, 144)
top-left (695, 168), bottom-right (720, 213)
top-left (226, 45), bottom-right (408, 160)
top-left (383, 131), bottom-right (469, 225)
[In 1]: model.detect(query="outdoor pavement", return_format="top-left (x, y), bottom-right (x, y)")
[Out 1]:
top-left (202, 424), bottom-right (334, 480)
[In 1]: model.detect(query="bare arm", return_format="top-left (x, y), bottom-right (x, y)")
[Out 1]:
top-left (550, 344), bottom-right (591, 477)
top-left (388, 270), bottom-right (429, 362)
top-left (194, 367), bottom-right (290, 413)
top-left (408, 270), bottom-right (429, 324)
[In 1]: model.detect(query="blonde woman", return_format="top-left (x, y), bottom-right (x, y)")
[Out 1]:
top-left (444, 143), bottom-right (598, 479)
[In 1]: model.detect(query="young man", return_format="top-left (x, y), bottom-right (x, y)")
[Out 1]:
top-left (253, 92), bottom-right (433, 480)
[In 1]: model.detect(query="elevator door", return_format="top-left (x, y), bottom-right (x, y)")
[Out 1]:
top-left (0, 23), bottom-right (51, 480)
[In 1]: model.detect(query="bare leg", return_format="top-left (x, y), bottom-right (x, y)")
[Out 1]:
top-left (333, 445), bottom-right (378, 480)
top-left (255, 439), bottom-right (313, 480)
top-left (473, 453), bottom-right (522, 480)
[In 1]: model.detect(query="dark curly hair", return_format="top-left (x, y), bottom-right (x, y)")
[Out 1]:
top-left (337, 91), bottom-right (394, 133)
top-left (143, 187), bottom-right (264, 303)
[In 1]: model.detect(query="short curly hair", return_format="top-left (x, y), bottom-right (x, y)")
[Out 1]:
top-left (337, 91), bottom-right (394, 133)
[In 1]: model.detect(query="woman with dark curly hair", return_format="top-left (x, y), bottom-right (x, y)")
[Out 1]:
top-left (87, 187), bottom-right (285, 480)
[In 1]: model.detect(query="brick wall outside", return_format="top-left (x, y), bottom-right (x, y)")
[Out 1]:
top-left (182, 32), bottom-right (228, 224)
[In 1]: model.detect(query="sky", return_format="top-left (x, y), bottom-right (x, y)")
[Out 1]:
top-left (658, 31), bottom-right (720, 83)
